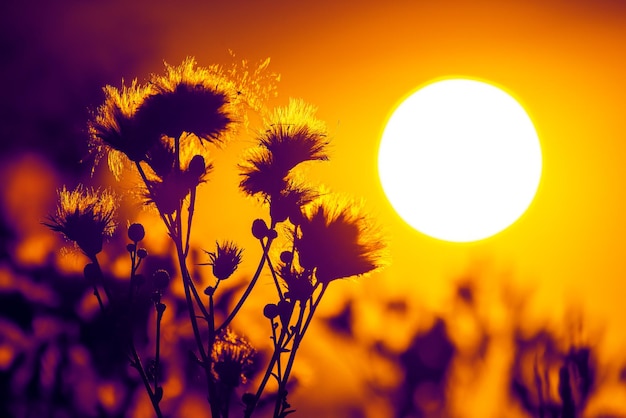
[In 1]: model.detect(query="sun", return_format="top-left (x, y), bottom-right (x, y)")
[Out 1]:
top-left (378, 78), bottom-right (542, 242)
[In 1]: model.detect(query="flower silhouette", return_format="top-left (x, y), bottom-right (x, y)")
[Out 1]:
top-left (240, 99), bottom-right (328, 200)
top-left (137, 57), bottom-right (236, 144)
top-left (296, 197), bottom-right (385, 283)
top-left (202, 241), bottom-right (244, 281)
top-left (44, 185), bottom-right (117, 257)
top-left (88, 79), bottom-right (156, 176)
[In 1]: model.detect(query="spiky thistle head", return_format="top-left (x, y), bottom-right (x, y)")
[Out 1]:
top-left (295, 195), bottom-right (386, 284)
top-left (259, 98), bottom-right (329, 170)
top-left (239, 99), bottom-right (329, 200)
top-left (201, 241), bottom-right (244, 281)
top-left (44, 185), bottom-right (118, 258)
top-left (136, 57), bottom-right (237, 144)
top-left (88, 79), bottom-right (156, 178)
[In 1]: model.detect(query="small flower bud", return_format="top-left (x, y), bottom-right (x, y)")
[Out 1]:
top-left (83, 263), bottom-right (99, 281)
top-left (137, 248), bottom-right (148, 259)
top-left (203, 242), bottom-right (243, 281)
top-left (153, 269), bottom-right (170, 290)
top-left (279, 251), bottom-right (293, 264)
top-left (251, 219), bottom-right (268, 239)
top-left (204, 286), bottom-right (215, 297)
top-left (263, 303), bottom-right (279, 319)
top-left (126, 243), bottom-right (136, 253)
top-left (128, 223), bottom-right (145, 242)
top-left (188, 154), bottom-right (206, 179)
top-left (267, 229), bottom-right (278, 240)
top-left (156, 302), bottom-right (166, 314)
top-left (277, 299), bottom-right (293, 325)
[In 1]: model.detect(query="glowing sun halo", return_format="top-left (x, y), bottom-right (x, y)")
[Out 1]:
top-left (378, 79), bottom-right (542, 242)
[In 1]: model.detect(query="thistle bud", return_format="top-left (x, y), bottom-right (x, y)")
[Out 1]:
top-left (279, 251), bottom-right (293, 264)
top-left (83, 263), bottom-right (99, 281)
top-left (128, 223), bottom-right (145, 242)
top-left (251, 219), bottom-right (269, 239)
top-left (277, 299), bottom-right (293, 326)
top-left (203, 242), bottom-right (243, 281)
top-left (188, 155), bottom-right (206, 179)
top-left (263, 303), bottom-right (279, 319)
top-left (137, 248), bottom-right (148, 259)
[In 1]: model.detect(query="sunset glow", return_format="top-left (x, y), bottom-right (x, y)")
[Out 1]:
top-left (378, 79), bottom-right (542, 242)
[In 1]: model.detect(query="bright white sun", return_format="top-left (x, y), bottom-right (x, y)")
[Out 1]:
top-left (378, 78), bottom-right (542, 242)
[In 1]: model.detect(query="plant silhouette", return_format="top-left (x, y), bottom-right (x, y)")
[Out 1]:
top-left (44, 56), bottom-right (386, 418)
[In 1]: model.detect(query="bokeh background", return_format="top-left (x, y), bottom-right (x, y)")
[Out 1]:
top-left (2, 0), bottom-right (626, 416)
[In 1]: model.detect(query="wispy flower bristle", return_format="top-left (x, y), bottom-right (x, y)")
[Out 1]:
top-left (296, 196), bottom-right (386, 283)
top-left (239, 99), bottom-right (329, 202)
top-left (88, 79), bottom-right (156, 178)
top-left (44, 185), bottom-right (118, 257)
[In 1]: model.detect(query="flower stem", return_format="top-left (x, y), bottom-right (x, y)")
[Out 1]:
top-left (134, 161), bottom-right (173, 234)
top-left (244, 323), bottom-right (287, 418)
top-left (273, 283), bottom-right (327, 418)
top-left (261, 241), bottom-right (283, 300)
top-left (217, 236), bottom-right (273, 333)
top-left (273, 304), bottom-right (306, 418)
top-left (154, 305), bottom-right (163, 394)
top-left (130, 343), bottom-right (165, 418)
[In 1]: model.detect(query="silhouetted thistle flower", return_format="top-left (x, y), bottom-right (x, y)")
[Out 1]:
top-left (141, 140), bottom-right (213, 214)
top-left (88, 79), bottom-right (156, 177)
top-left (296, 197), bottom-right (385, 283)
top-left (136, 57), bottom-right (236, 144)
top-left (240, 99), bottom-right (328, 201)
top-left (271, 182), bottom-right (318, 224)
top-left (202, 241), bottom-right (243, 280)
top-left (211, 328), bottom-right (256, 388)
top-left (144, 136), bottom-right (213, 183)
top-left (278, 264), bottom-right (315, 302)
top-left (44, 185), bottom-right (117, 257)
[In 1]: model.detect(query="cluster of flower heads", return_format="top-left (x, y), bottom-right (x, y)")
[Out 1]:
top-left (44, 185), bottom-right (118, 258)
top-left (239, 98), bottom-right (386, 289)
top-left (42, 54), bottom-right (387, 418)
top-left (272, 196), bottom-right (386, 301)
top-left (89, 56), bottom-right (278, 181)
